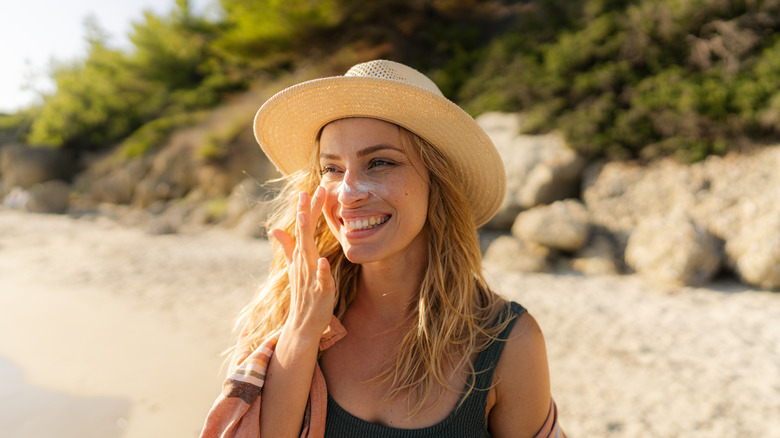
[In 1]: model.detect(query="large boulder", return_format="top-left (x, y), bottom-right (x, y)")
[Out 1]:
top-left (625, 211), bottom-right (722, 288)
top-left (477, 113), bottom-right (586, 229)
top-left (511, 200), bottom-right (590, 252)
top-left (691, 149), bottom-right (780, 243)
top-left (584, 146), bottom-right (780, 249)
top-left (725, 212), bottom-right (780, 290)
top-left (483, 235), bottom-right (551, 273)
top-left (582, 159), bottom-right (702, 250)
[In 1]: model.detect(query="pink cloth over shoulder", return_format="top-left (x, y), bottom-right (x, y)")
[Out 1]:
top-left (200, 315), bottom-right (565, 438)
top-left (199, 316), bottom-right (345, 438)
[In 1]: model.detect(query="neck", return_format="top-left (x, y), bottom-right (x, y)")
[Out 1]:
top-left (351, 246), bottom-right (427, 327)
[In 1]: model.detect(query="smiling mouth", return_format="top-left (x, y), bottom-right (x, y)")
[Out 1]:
top-left (343, 215), bottom-right (390, 231)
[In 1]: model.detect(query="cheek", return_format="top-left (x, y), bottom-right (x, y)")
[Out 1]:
top-left (321, 190), bottom-right (340, 226)
top-left (403, 183), bottom-right (430, 221)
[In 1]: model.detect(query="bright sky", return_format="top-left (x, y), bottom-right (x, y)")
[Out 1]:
top-left (0, 0), bottom-right (214, 113)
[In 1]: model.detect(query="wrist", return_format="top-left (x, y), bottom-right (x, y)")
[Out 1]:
top-left (278, 322), bottom-right (323, 354)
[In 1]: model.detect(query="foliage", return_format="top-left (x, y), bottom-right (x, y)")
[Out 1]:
top-left (215, 0), bottom-right (340, 58)
top-left (13, 0), bottom-right (780, 163)
top-left (0, 109), bottom-right (37, 145)
top-left (460, 0), bottom-right (780, 161)
top-left (27, 0), bottom-right (243, 154)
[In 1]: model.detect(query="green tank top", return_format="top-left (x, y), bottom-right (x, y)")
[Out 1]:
top-left (323, 301), bottom-right (526, 438)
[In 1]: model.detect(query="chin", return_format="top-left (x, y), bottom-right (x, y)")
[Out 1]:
top-left (340, 246), bottom-right (374, 265)
top-left (339, 240), bottom-right (394, 265)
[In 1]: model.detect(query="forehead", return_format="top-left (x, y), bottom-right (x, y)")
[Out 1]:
top-left (319, 118), bottom-right (403, 154)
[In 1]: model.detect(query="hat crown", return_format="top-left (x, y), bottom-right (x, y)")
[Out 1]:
top-left (344, 60), bottom-right (444, 97)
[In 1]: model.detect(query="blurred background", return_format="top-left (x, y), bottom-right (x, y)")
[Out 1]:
top-left (1, 0), bottom-right (779, 437)
top-left (4, 0), bottom-right (780, 162)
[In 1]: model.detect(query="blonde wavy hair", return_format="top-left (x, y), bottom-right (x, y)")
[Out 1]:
top-left (229, 122), bottom-right (509, 415)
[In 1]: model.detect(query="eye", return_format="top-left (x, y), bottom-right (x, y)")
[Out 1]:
top-left (368, 158), bottom-right (394, 169)
top-left (319, 165), bottom-right (342, 176)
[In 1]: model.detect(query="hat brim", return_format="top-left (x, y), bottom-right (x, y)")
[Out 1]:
top-left (254, 76), bottom-right (506, 227)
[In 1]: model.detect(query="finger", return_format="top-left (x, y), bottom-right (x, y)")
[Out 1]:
top-left (295, 192), bottom-right (309, 244)
top-left (268, 228), bottom-right (294, 264)
top-left (309, 186), bottom-right (327, 233)
top-left (297, 191), bottom-right (310, 214)
top-left (295, 191), bottom-right (322, 264)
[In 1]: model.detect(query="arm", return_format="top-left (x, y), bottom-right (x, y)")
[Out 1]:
top-left (488, 312), bottom-right (553, 438)
top-left (260, 187), bottom-right (335, 437)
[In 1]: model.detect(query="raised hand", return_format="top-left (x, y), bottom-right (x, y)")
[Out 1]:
top-left (268, 185), bottom-right (336, 339)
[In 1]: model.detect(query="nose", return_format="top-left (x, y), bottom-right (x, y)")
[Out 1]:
top-left (337, 170), bottom-right (369, 206)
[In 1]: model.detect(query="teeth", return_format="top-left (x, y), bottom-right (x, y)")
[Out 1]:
top-left (345, 216), bottom-right (388, 231)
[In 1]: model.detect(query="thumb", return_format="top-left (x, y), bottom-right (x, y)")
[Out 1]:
top-left (316, 257), bottom-right (335, 295)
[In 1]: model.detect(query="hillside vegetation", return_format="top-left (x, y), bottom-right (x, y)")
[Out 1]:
top-left (2, 0), bottom-right (780, 162)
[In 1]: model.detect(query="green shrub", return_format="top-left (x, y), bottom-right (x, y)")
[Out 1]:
top-left (14, 0), bottom-right (780, 164)
top-left (459, 0), bottom-right (780, 161)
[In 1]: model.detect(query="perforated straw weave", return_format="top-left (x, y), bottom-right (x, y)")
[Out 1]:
top-left (253, 59), bottom-right (506, 227)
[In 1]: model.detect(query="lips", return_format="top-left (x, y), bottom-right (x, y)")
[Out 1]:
top-left (343, 215), bottom-right (390, 231)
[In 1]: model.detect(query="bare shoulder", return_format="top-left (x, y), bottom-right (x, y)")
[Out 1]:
top-left (488, 310), bottom-right (552, 437)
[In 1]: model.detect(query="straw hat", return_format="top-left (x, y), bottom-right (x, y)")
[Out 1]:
top-left (253, 59), bottom-right (506, 227)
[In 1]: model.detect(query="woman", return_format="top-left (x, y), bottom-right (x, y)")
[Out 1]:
top-left (202, 60), bottom-right (564, 437)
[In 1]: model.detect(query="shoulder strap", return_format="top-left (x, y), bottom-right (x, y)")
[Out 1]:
top-left (472, 301), bottom-right (527, 390)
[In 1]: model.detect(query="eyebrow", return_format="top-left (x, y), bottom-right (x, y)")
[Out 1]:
top-left (319, 144), bottom-right (404, 160)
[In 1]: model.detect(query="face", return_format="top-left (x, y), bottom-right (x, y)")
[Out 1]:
top-left (318, 118), bottom-right (430, 266)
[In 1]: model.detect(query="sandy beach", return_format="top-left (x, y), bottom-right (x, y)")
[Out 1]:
top-left (1, 209), bottom-right (778, 437)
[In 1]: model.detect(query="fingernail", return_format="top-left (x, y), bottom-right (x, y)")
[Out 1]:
top-left (297, 212), bottom-right (306, 225)
top-left (318, 258), bottom-right (328, 269)
top-left (315, 185), bottom-right (325, 198)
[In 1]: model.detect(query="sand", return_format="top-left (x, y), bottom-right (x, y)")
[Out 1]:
top-left (1, 209), bottom-right (778, 437)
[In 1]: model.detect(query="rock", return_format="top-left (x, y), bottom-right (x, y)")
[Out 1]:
top-left (519, 142), bottom-right (586, 207)
top-left (511, 200), bottom-right (590, 252)
top-left (583, 146), bottom-right (780, 249)
top-left (478, 112), bottom-right (586, 230)
top-left (483, 235), bottom-right (551, 273)
top-left (583, 159), bottom-right (699, 247)
top-left (693, 150), bottom-right (780, 242)
top-left (74, 156), bottom-right (148, 205)
top-left (725, 213), bottom-right (780, 290)
top-left (0, 144), bottom-right (74, 189)
top-left (625, 211), bottom-right (722, 287)
top-left (133, 124), bottom-right (279, 208)
top-left (195, 126), bottom-right (279, 198)
top-left (25, 180), bottom-right (71, 214)
top-left (134, 145), bottom-right (199, 207)
top-left (571, 227), bottom-right (622, 276)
